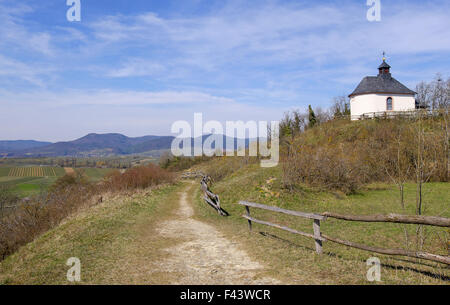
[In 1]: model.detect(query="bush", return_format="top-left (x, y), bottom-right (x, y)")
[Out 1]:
top-left (0, 186), bottom-right (19, 208)
top-left (159, 154), bottom-right (213, 172)
top-left (49, 170), bottom-right (90, 193)
top-left (0, 177), bottom-right (97, 260)
top-left (104, 164), bottom-right (174, 191)
top-left (281, 115), bottom-right (448, 194)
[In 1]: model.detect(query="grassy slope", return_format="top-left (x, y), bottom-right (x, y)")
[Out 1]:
top-left (191, 162), bottom-right (449, 284)
top-left (0, 183), bottom-right (183, 284)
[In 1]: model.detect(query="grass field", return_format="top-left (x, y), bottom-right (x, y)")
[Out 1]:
top-left (79, 168), bottom-right (115, 181)
top-left (191, 162), bottom-right (450, 284)
top-left (0, 167), bottom-right (11, 176)
top-left (0, 166), bottom-right (115, 197)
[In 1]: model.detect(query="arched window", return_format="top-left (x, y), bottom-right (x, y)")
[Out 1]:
top-left (386, 97), bottom-right (393, 111)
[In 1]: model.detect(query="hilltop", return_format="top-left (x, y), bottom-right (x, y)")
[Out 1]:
top-left (1, 133), bottom-right (174, 157)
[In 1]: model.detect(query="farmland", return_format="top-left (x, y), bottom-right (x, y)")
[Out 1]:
top-left (0, 165), bottom-right (115, 197)
top-left (8, 166), bottom-right (63, 177)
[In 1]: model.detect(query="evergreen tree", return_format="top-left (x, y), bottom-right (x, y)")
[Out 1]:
top-left (308, 105), bottom-right (317, 128)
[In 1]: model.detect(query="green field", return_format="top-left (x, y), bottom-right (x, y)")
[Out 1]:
top-left (0, 167), bottom-right (11, 176)
top-left (79, 168), bottom-right (116, 181)
top-left (0, 166), bottom-right (115, 196)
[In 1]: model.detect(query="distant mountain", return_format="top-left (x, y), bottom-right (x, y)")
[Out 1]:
top-left (130, 136), bottom-right (176, 153)
top-left (3, 133), bottom-right (170, 157)
top-left (54, 133), bottom-right (164, 155)
top-left (0, 140), bottom-right (52, 153)
top-left (2, 133), bottom-right (252, 157)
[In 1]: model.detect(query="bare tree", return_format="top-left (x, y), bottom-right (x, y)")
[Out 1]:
top-left (315, 106), bottom-right (332, 124)
top-left (415, 74), bottom-right (450, 110)
top-left (415, 81), bottom-right (432, 109)
top-left (331, 95), bottom-right (350, 118)
top-left (384, 130), bottom-right (411, 209)
top-left (411, 112), bottom-right (441, 250)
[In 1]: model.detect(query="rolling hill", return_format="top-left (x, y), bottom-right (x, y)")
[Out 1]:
top-left (2, 134), bottom-right (172, 157)
top-left (1, 133), bottom-right (251, 157)
top-left (0, 140), bottom-right (52, 153)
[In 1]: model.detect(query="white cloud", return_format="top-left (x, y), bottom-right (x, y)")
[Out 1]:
top-left (0, 89), bottom-right (234, 106)
top-left (0, 2), bottom-right (55, 56)
top-left (0, 54), bottom-right (54, 86)
top-left (0, 89), bottom-right (283, 141)
top-left (105, 58), bottom-right (166, 78)
top-left (87, 1), bottom-right (450, 67)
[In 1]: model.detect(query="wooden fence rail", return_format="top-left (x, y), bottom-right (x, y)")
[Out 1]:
top-left (200, 176), bottom-right (229, 217)
top-left (239, 201), bottom-right (450, 265)
top-left (322, 212), bottom-right (450, 227)
top-left (182, 171), bottom-right (229, 216)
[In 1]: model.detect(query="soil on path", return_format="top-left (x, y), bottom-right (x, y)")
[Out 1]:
top-left (154, 183), bottom-right (280, 284)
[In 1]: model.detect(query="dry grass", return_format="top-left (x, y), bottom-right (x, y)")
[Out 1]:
top-left (0, 164), bottom-right (175, 261)
top-left (281, 116), bottom-right (448, 194)
top-left (189, 161), bottom-right (450, 285)
top-left (0, 181), bottom-right (278, 285)
top-left (0, 183), bottom-right (182, 284)
top-left (104, 163), bottom-right (175, 190)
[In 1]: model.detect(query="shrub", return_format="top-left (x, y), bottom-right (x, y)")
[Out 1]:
top-left (159, 154), bottom-right (213, 172)
top-left (49, 170), bottom-right (90, 193)
top-left (0, 178), bottom-right (97, 260)
top-left (0, 186), bottom-right (19, 208)
top-left (103, 164), bottom-right (174, 191)
top-left (281, 115), bottom-right (448, 194)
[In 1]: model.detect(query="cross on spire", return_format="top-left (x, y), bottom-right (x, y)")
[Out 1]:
top-left (382, 51), bottom-right (386, 61)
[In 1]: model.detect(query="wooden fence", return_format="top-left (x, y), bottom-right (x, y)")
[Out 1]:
top-left (182, 171), bottom-right (229, 216)
top-left (239, 201), bottom-right (450, 265)
top-left (351, 109), bottom-right (445, 121)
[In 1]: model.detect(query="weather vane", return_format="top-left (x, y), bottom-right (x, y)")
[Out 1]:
top-left (382, 51), bottom-right (386, 61)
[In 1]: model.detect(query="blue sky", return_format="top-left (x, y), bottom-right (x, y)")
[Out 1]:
top-left (0, 0), bottom-right (449, 141)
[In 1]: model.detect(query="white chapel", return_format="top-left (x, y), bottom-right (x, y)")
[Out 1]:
top-left (349, 56), bottom-right (417, 120)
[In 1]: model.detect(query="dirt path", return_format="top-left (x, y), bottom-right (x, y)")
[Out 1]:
top-left (154, 184), bottom-right (280, 284)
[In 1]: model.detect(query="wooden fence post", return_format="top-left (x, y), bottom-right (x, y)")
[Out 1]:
top-left (313, 219), bottom-right (322, 254)
top-left (238, 201), bottom-right (450, 264)
top-left (246, 206), bottom-right (252, 232)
